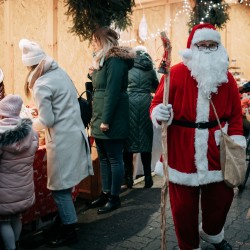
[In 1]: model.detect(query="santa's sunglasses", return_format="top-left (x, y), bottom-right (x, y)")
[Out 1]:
top-left (194, 42), bottom-right (218, 51)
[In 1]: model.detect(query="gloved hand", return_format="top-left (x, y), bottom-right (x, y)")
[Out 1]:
top-left (152, 103), bottom-right (173, 128)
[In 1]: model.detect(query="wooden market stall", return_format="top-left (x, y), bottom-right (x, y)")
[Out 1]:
top-left (0, 0), bottom-right (250, 217)
top-left (0, 0), bottom-right (250, 100)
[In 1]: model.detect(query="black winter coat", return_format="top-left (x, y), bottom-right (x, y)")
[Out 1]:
top-left (124, 51), bottom-right (159, 152)
top-left (91, 46), bottom-right (135, 139)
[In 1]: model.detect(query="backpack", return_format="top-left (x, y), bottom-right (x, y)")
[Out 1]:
top-left (78, 90), bottom-right (92, 128)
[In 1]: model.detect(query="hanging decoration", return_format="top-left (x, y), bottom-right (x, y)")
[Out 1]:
top-left (187, 0), bottom-right (230, 31)
top-left (138, 14), bottom-right (148, 41)
top-left (64, 0), bottom-right (135, 41)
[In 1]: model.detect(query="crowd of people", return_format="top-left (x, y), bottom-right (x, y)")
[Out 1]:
top-left (0, 23), bottom-right (246, 249)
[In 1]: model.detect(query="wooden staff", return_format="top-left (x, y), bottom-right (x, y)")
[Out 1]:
top-left (158, 31), bottom-right (172, 250)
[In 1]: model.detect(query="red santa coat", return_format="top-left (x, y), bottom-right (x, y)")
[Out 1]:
top-left (150, 62), bottom-right (244, 186)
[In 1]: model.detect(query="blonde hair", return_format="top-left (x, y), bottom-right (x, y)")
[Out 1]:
top-left (92, 27), bottom-right (119, 57)
top-left (24, 65), bottom-right (37, 98)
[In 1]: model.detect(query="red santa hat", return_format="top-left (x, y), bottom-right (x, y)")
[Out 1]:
top-left (180, 23), bottom-right (221, 59)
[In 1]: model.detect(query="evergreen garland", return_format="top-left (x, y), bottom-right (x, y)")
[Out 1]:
top-left (64, 0), bottom-right (135, 41)
top-left (187, 0), bottom-right (230, 31)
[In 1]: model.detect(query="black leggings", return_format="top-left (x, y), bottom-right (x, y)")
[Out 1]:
top-left (123, 152), bottom-right (152, 177)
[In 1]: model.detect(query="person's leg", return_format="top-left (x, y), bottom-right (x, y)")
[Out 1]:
top-left (98, 139), bottom-right (124, 214)
top-left (200, 182), bottom-right (234, 249)
top-left (10, 215), bottom-right (22, 248)
top-left (45, 189), bottom-right (77, 246)
top-left (51, 189), bottom-right (77, 225)
top-left (0, 221), bottom-right (16, 250)
top-left (141, 152), bottom-right (153, 188)
top-left (105, 139), bottom-right (125, 196)
top-left (123, 151), bottom-right (134, 188)
top-left (95, 138), bottom-right (112, 193)
top-left (169, 182), bottom-right (200, 250)
top-left (89, 138), bottom-right (112, 208)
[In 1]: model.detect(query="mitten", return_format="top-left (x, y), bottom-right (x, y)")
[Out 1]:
top-left (151, 103), bottom-right (173, 128)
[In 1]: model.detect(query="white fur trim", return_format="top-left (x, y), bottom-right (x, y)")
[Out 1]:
top-left (194, 91), bottom-right (210, 184)
top-left (168, 166), bottom-right (223, 186)
top-left (179, 49), bottom-right (192, 60)
top-left (0, 68), bottom-right (4, 83)
top-left (214, 123), bottom-right (228, 145)
top-left (192, 28), bottom-right (221, 45)
top-left (230, 135), bottom-right (247, 148)
top-left (199, 223), bottom-right (224, 244)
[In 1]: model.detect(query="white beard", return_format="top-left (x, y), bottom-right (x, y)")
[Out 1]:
top-left (184, 45), bottom-right (229, 98)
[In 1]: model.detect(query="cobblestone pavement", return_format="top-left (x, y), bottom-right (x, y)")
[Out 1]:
top-left (19, 175), bottom-right (250, 250)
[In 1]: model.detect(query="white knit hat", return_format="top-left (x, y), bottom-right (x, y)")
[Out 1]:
top-left (19, 38), bottom-right (46, 66)
top-left (0, 68), bottom-right (4, 83)
top-left (0, 94), bottom-right (23, 119)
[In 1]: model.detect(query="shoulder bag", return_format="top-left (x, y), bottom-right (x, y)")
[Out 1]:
top-left (210, 100), bottom-right (247, 188)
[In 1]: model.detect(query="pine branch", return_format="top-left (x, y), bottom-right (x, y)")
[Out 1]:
top-left (187, 0), bottom-right (230, 32)
top-left (64, 0), bottom-right (135, 41)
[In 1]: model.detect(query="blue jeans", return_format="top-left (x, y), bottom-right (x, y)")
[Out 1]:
top-left (51, 189), bottom-right (77, 225)
top-left (95, 139), bottom-right (125, 196)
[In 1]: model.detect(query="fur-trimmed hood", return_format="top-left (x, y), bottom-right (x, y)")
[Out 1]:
top-left (105, 46), bottom-right (136, 70)
top-left (0, 118), bottom-right (32, 147)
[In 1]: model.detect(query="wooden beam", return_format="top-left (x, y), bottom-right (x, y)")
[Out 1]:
top-left (3, 0), bottom-right (14, 94)
top-left (47, 0), bottom-right (58, 59)
top-left (135, 0), bottom-right (168, 9)
top-left (134, 0), bottom-right (183, 9)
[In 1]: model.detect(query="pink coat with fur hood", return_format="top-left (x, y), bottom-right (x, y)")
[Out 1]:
top-left (0, 118), bottom-right (39, 215)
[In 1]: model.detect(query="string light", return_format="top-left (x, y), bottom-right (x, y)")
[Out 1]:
top-left (119, 0), bottom-right (249, 44)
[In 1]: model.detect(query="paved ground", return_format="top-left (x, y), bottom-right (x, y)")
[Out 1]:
top-left (18, 175), bottom-right (250, 250)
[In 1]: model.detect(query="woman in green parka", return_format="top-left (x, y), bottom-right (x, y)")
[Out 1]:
top-left (123, 46), bottom-right (159, 189)
top-left (88, 27), bottom-right (135, 214)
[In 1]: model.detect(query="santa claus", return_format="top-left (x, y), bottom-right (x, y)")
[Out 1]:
top-left (150, 23), bottom-right (245, 250)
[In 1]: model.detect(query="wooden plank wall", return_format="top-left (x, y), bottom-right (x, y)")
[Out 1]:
top-left (0, 0), bottom-right (249, 103)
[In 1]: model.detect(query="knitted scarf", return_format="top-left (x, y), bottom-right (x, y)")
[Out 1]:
top-left (28, 56), bottom-right (54, 89)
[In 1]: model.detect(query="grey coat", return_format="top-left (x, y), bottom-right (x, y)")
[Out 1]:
top-left (32, 61), bottom-right (93, 190)
top-left (124, 51), bottom-right (159, 152)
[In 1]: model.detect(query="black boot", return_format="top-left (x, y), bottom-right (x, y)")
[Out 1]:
top-left (123, 152), bottom-right (134, 188)
top-left (88, 192), bottom-right (110, 208)
top-left (144, 175), bottom-right (153, 188)
top-left (45, 223), bottom-right (78, 247)
top-left (97, 195), bottom-right (121, 214)
top-left (212, 240), bottom-right (232, 250)
top-left (126, 175), bottom-right (134, 189)
top-left (42, 215), bottom-right (62, 241)
top-left (141, 153), bottom-right (153, 188)
top-left (15, 241), bottom-right (19, 250)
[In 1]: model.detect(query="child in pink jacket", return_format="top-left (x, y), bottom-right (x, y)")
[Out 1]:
top-left (0, 94), bottom-right (38, 250)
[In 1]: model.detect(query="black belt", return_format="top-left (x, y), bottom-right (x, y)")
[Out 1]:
top-left (172, 119), bottom-right (227, 129)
